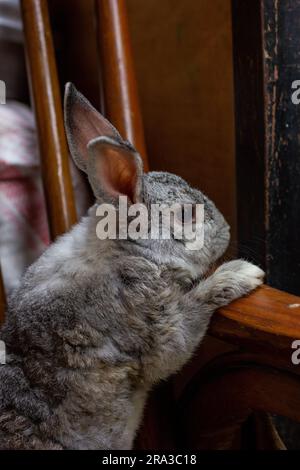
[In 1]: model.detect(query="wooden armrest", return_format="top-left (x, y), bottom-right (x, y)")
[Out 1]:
top-left (210, 285), bottom-right (300, 362)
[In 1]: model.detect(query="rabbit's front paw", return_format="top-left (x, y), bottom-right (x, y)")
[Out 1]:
top-left (208, 259), bottom-right (265, 306)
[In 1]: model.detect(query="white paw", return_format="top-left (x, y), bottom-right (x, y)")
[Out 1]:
top-left (217, 260), bottom-right (264, 288)
top-left (211, 260), bottom-right (265, 305)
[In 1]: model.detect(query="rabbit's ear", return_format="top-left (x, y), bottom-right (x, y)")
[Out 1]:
top-left (64, 83), bottom-right (122, 172)
top-left (87, 137), bottom-right (143, 203)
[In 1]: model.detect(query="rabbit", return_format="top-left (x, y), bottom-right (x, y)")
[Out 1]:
top-left (0, 83), bottom-right (264, 450)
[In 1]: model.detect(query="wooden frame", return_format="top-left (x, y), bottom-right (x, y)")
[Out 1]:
top-left (211, 285), bottom-right (300, 364)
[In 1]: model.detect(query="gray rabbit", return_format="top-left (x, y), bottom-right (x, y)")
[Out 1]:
top-left (0, 84), bottom-right (264, 450)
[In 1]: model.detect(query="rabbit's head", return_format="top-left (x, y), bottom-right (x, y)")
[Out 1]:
top-left (64, 84), bottom-right (230, 276)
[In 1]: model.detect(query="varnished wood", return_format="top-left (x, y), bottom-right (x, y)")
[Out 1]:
top-left (211, 285), bottom-right (300, 365)
top-left (95, 0), bottom-right (149, 169)
top-left (21, 0), bottom-right (77, 239)
top-left (179, 357), bottom-right (300, 449)
top-left (0, 267), bottom-right (6, 325)
top-left (127, 0), bottom-right (236, 241)
top-left (48, 0), bottom-right (100, 109)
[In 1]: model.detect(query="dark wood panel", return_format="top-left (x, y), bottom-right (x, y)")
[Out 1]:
top-left (231, 0), bottom-right (266, 267)
top-left (264, 0), bottom-right (300, 294)
top-left (232, 0), bottom-right (300, 294)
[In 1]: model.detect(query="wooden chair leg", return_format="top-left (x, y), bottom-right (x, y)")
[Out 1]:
top-left (20, 0), bottom-right (77, 239)
top-left (178, 358), bottom-right (300, 449)
top-left (95, 0), bottom-right (148, 169)
top-left (253, 412), bottom-right (286, 450)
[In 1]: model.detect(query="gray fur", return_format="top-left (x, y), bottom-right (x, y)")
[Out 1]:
top-left (0, 86), bottom-right (264, 450)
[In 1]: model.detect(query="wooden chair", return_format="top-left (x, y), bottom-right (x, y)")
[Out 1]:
top-left (1, 0), bottom-right (300, 449)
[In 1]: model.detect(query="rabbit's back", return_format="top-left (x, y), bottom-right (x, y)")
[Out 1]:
top-left (0, 218), bottom-right (166, 449)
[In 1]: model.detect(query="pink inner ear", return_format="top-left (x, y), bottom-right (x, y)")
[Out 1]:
top-left (72, 99), bottom-right (117, 165)
top-left (96, 147), bottom-right (138, 203)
